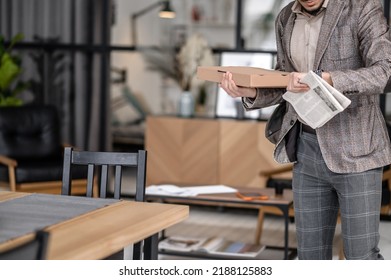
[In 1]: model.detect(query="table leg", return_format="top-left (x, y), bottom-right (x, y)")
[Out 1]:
top-left (282, 206), bottom-right (289, 259)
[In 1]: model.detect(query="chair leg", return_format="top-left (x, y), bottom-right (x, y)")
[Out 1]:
top-left (8, 166), bottom-right (17, 192)
top-left (133, 241), bottom-right (142, 260)
top-left (143, 233), bottom-right (159, 260)
top-left (338, 241), bottom-right (345, 260)
top-left (254, 207), bottom-right (265, 245)
top-left (337, 212), bottom-right (345, 259)
top-left (93, 180), bottom-right (99, 198)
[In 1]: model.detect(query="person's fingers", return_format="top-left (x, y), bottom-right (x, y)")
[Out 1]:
top-left (220, 72), bottom-right (230, 89)
top-left (220, 72), bottom-right (238, 97)
top-left (286, 72), bottom-right (310, 93)
top-left (225, 73), bottom-right (240, 97)
top-left (220, 72), bottom-right (256, 98)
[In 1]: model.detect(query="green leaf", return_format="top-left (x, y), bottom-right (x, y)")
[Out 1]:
top-left (0, 96), bottom-right (23, 107)
top-left (0, 53), bottom-right (21, 90)
top-left (0, 33), bottom-right (27, 106)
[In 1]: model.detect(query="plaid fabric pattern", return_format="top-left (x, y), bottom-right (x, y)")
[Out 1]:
top-left (292, 132), bottom-right (383, 260)
top-left (244, 0), bottom-right (391, 173)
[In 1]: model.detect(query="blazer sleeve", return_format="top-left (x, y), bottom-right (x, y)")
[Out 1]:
top-left (330, 0), bottom-right (391, 96)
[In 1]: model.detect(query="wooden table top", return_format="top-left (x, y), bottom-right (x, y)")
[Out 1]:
top-left (0, 191), bottom-right (189, 260)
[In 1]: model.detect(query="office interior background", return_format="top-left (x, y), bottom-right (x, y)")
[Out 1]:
top-left (2, 0), bottom-right (391, 261)
top-left (0, 0), bottom-right (391, 152)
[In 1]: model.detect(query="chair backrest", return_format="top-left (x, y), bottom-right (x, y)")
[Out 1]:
top-left (0, 105), bottom-right (61, 159)
top-left (61, 147), bottom-right (147, 200)
top-left (61, 148), bottom-right (148, 260)
top-left (0, 230), bottom-right (49, 260)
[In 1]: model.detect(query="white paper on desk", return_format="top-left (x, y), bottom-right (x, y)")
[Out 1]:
top-left (146, 184), bottom-right (237, 196)
top-left (146, 185), bottom-right (197, 196)
top-left (181, 185), bottom-right (237, 195)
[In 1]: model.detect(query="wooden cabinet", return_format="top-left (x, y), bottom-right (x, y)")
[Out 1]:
top-left (145, 116), bottom-right (219, 185)
top-left (145, 116), bottom-right (288, 188)
top-left (219, 121), bottom-right (264, 188)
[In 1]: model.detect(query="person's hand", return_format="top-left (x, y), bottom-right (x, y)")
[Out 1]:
top-left (219, 72), bottom-right (256, 98)
top-left (286, 72), bottom-right (310, 93)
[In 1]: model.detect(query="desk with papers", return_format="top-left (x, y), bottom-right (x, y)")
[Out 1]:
top-left (146, 185), bottom-right (296, 260)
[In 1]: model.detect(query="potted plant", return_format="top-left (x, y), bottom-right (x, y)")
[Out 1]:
top-left (0, 33), bottom-right (29, 106)
top-left (142, 33), bottom-right (215, 117)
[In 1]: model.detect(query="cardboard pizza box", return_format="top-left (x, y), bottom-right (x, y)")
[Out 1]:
top-left (197, 66), bottom-right (290, 88)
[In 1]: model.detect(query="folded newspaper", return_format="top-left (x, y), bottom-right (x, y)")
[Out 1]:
top-left (282, 71), bottom-right (351, 129)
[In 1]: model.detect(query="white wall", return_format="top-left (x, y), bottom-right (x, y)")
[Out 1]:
top-left (111, 0), bottom-right (166, 120)
top-left (110, 0), bottom-right (237, 120)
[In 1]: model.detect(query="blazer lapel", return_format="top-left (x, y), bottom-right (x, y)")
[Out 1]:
top-left (283, 13), bottom-right (297, 71)
top-left (313, 0), bottom-right (345, 69)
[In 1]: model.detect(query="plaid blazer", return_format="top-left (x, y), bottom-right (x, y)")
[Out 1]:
top-left (245, 0), bottom-right (391, 173)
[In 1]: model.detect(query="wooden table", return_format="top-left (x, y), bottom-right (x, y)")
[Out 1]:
top-left (0, 191), bottom-right (189, 260)
top-left (146, 186), bottom-right (295, 260)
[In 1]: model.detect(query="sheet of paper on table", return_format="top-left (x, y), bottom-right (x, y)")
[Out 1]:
top-left (146, 184), bottom-right (237, 197)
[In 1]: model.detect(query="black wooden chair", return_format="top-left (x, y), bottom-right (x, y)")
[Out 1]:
top-left (0, 230), bottom-right (50, 260)
top-left (61, 147), bottom-right (156, 260)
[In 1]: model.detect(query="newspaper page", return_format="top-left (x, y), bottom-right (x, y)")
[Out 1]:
top-left (158, 235), bottom-right (265, 257)
top-left (282, 71), bottom-right (351, 129)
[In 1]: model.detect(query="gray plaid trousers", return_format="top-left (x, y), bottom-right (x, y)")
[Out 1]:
top-left (292, 132), bottom-right (383, 260)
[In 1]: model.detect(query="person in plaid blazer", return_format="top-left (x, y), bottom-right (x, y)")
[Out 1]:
top-left (220, 0), bottom-right (391, 259)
